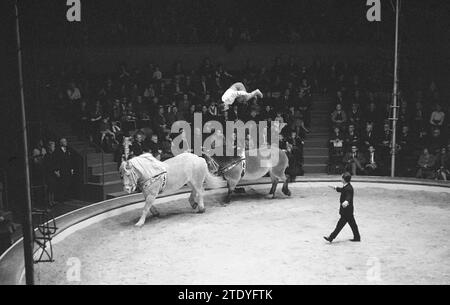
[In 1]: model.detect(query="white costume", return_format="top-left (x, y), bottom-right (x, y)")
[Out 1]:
top-left (221, 82), bottom-right (263, 109)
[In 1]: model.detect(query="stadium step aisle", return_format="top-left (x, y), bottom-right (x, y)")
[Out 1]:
top-left (303, 94), bottom-right (332, 174)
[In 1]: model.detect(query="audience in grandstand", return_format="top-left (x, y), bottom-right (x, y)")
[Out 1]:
top-left (323, 58), bottom-right (448, 178)
top-left (30, 53), bottom-right (448, 198)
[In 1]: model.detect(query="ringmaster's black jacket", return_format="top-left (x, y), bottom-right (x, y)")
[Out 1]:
top-left (336, 183), bottom-right (354, 216)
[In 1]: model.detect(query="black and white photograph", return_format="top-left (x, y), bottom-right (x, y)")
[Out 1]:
top-left (0, 0), bottom-right (449, 291)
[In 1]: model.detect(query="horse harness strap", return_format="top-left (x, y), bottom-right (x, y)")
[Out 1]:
top-left (217, 157), bottom-right (246, 178)
top-left (141, 171), bottom-right (168, 195)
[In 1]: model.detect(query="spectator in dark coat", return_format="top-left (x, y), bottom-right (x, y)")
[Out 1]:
top-left (286, 130), bottom-right (304, 165)
top-left (365, 145), bottom-right (384, 176)
top-left (436, 147), bottom-right (450, 181)
top-left (165, 105), bottom-right (184, 127)
top-left (428, 128), bottom-right (445, 155)
top-left (53, 138), bottom-right (75, 202)
top-left (348, 103), bottom-right (362, 130)
top-left (228, 104), bottom-right (243, 122)
top-left (416, 148), bottom-right (436, 179)
top-left (261, 104), bottom-right (275, 121)
top-left (197, 75), bottom-right (210, 97)
top-left (360, 123), bottom-right (377, 152)
top-left (364, 102), bottom-right (380, 127)
top-left (130, 132), bottom-right (146, 158)
top-left (331, 104), bottom-right (347, 130)
top-left (378, 122), bottom-right (392, 156)
top-left (411, 101), bottom-right (427, 135)
top-left (344, 124), bottom-right (360, 152)
top-left (44, 140), bottom-right (58, 205)
top-left (178, 94), bottom-right (191, 118)
top-left (146, 134), bottom-right (163, 159)
top-left (343, 145), bottom-right (366, 176)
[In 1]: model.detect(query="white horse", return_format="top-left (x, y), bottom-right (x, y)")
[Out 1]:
top-left (203, 145), bottom-right (291, 203)
top-left (119, 152), bottom-right (223, 227)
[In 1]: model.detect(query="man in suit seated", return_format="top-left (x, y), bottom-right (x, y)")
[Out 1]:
top-left (330, 103), bottom-right (347, 131)
top-left (361, 122), bottom-right (377, 153)
top-left (343, 124), bottom-right (360, 153)
top-left (343, 145), bottom-right (366, 176)
top-left (416, 148), bottom-right (436, 179)
top-left (129, 132), bottom-right (146, 158)
top-left (365, 145), bottom-right (383, 176)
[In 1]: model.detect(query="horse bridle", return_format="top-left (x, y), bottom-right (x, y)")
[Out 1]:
top-left (122, 160), bottom-right (167, 193)
top-left (122, 161), bottom-right (139, 191)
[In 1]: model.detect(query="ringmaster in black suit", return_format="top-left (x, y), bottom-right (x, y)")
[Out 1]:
top-left (324, 172), bottom-right (361, 243)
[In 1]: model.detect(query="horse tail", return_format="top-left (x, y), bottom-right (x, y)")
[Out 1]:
top-left (204, 168), bottom-right (225, 189)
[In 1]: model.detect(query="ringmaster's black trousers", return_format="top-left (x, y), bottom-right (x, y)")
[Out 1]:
top-left (329, 214), bottom-right (360, 241)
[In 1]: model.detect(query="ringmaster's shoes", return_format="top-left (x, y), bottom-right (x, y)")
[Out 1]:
top-left (323, 236), bottom-right (333, 243)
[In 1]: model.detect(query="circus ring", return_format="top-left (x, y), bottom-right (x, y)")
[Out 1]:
top-left (1, 176), bottom-right (449, 285)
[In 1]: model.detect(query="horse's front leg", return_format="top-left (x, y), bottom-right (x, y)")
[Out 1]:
top-left (136, 195), bottom-right (157, 227)
top-left (136, 184), bottom-right (160, 227)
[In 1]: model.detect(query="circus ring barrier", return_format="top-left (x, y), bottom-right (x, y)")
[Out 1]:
top-left (0, 176), bottom-right (449, 285)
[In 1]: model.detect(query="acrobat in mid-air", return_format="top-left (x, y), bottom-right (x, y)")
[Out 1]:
top-left (221, 82), bottom-right (263, 110)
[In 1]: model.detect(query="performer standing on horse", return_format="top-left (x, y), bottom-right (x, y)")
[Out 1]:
top-left (201, 82), bottom-right (291, 203)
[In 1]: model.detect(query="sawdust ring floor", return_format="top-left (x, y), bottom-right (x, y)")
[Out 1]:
top-left (35, 183), bottom-right (450, 284)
